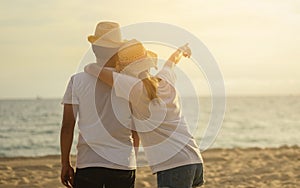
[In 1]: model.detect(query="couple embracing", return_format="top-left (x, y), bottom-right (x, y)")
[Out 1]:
top-left (60, 21), bottom-right (204, 188)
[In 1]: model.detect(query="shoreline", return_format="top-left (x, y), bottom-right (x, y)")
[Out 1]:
top-left (1, 144), bottom-right (299, 159)
top-left (0, 146), bottom-right (299, 187)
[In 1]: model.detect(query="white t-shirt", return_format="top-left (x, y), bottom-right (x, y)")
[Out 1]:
top-left (113, 66), bottom-right (203, 173)
top-left (62, 72), bottom-right (136, 170)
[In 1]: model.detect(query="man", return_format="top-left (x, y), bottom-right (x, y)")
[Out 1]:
top-left (60, 21), bottom-right (138, 188)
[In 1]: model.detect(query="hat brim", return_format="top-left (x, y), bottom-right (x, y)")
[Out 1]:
top-left (88, 35), bottom-right (124, 48)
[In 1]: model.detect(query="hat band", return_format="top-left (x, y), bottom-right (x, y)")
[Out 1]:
top-left (118, 52), bottom-right (149, 65)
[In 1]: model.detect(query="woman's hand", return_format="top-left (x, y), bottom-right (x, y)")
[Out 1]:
top-left (165, 43), bottom-right (192, 67)
top-left (179, 43), bottom-right (191, 58)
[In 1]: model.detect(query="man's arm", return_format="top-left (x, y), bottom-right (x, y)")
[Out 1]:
top-left (60, 104), bottom-right (78, 188)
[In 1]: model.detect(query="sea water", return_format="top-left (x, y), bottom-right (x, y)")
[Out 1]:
top-left (0, 96), bottom-right (299, 157)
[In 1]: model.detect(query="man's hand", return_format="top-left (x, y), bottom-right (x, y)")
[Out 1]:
top-left (61, 164), bottom-right (75, 188)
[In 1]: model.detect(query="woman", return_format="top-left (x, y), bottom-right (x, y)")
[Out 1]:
top-left (85, 39), bottom-right (204, 188)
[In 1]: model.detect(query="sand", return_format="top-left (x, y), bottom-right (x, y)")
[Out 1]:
top-left (0, 146), bottom-right (299, 188)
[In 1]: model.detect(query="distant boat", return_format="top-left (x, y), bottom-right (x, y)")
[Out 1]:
top-left (36, 96), bottom-right (42, 100)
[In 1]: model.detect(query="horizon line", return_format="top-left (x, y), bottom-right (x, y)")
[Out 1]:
top-left (0, 93), bottom-right (299, 101)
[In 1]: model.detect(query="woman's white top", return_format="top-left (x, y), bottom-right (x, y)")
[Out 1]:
top-left (112, 65), bottom-right (203, 173)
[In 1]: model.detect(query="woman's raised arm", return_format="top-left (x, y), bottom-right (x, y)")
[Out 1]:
top-left (164, 43), bottom-right (191, 68)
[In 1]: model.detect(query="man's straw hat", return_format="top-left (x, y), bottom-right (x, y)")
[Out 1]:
top-left (88, 21), bottom-right (123, 48)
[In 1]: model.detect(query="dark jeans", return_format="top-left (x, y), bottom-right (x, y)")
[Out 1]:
top-left (74, 167), bottom-right (135, 188)
top-left (157, 163), bottom-right (204, 188)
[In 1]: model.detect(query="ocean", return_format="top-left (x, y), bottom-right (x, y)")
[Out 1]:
top-left (0, 96), bottom-right (299, 157)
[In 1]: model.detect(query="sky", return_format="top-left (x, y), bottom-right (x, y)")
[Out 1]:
top-left (0, 0), bottom-right (299, 98)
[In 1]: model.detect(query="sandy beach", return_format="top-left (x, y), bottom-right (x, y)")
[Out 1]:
top-left (0, 146), bottom-right (299, 188)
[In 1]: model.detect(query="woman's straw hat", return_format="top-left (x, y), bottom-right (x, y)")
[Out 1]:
top-left (116, 39), bottom-right (158, 77)
top-left (87, 21), bottom-right (124, 48)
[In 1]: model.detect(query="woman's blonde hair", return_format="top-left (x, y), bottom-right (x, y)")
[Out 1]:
top-left (116, 66), bottom-right (159, 101)
top-left (141, 74), bottom-right (159, 101)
